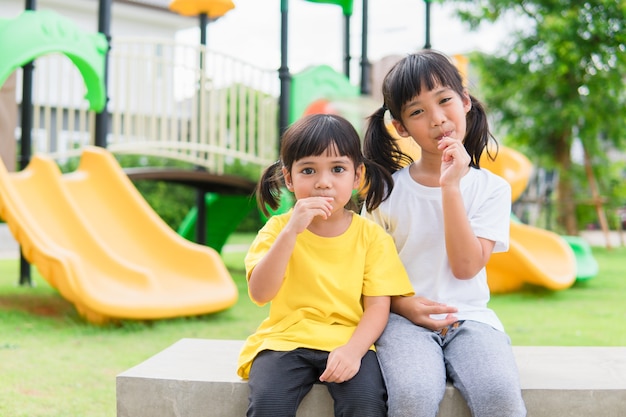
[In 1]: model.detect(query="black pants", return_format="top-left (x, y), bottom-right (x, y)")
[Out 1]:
top-left (247, 348), bottom-right (387, 417)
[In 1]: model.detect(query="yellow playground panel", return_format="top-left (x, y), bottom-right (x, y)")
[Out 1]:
top-left (0, 147), bottom-right (238, 324)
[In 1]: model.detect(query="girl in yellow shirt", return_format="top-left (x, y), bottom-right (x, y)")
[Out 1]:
top-left (237, 114), bottom-right (414, 417)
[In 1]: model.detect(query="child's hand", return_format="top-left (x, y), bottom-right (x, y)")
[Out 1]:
top-left (438, 136), bottom-right (470, 187)
top-left (287, 197), bottom-right (334, 234)
top-left (394, 295), bottom-right (458, 331)
top-left (319, 345), bottom-right (360, 383)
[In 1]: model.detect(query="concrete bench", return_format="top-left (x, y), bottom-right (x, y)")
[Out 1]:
top-left (117, 338), bottom-right (626, 417)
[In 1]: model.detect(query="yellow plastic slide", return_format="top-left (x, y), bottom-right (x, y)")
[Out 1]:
top-left (486, 221), bottom-right (576, 293)
top-left (395, 135), bottom-right (576, 293)
top-left (479, 149), bottom-right (576, 292)
top-left (0, 146), bottom-right (238, 324)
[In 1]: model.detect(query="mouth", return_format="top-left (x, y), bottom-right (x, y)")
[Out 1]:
top-left (436, 131), bottom-right (453, 140)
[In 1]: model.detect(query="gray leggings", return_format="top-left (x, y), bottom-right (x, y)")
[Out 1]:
top-left (376, 314), bottom-right (526, 417)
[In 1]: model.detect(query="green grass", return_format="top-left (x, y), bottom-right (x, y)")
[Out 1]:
top-left (0, 241), bottom-right (624, 416)
top-left (491, 246), bottom-right (626, 346)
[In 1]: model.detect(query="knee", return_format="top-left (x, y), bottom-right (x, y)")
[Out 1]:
top-left (247, 384), bottom-right (298, 417)
top-left (387, 385), bottom-right (442, 417)
top-left (334, 394), bottom-right (387, 417)
top-left (467, 385), bottom-right (526, 417)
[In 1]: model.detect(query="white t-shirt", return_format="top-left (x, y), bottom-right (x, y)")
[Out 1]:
top-left (362, 164), bottom-right (511, 331)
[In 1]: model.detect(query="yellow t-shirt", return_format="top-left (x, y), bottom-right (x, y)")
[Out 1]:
top-left (237, 211), bottom-right (414, 379)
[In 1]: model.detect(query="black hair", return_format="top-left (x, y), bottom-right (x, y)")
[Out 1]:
top-left (257, 113), bottom-right (393, 216)
top-left (364, 49), bottom-right (497, 175)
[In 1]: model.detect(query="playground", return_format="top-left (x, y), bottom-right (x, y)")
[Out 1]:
top-left (0, 1), bottom-right (624, 416)
top-left (0, 1), bottom-right (603, 325)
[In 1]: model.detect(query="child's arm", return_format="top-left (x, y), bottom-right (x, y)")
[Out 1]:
top-left (442, 184), bottom-right (496, 278)
top-left (391, 295), bottom-right (458, 331)
top-left (439, 137), bottom-right (495, 278)
top-left (248, 196), bottom-right (333, 304)
top-left (319, 295), bottom-right (390, 383)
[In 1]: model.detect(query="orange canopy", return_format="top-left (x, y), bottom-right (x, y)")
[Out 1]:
top-left (169, 0), bottom-right (235, 18)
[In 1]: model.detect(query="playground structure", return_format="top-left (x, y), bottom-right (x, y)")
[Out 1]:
top-left (0, 2), bottom-right (599, 324)
top-left (0, 7), bottom-right (273, 323)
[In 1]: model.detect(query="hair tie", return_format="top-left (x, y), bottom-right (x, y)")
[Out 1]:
top-left (381, 103), bottom-right (388, 111)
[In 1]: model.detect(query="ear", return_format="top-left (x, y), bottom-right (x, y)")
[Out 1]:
top-left (353, 163), bottom-right (364, 189)
top-left (391, 119), bottom-right (410, 138)
top-left (282, 166), bottom-right (294, 191)
top-left (462, 88), bottom-right (472, 114)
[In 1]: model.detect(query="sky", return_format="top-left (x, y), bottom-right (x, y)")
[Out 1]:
top-left (176, 0), bottom-right (516, 77)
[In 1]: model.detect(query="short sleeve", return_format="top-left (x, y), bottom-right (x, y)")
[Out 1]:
top-left (362, 221), bottom-right (414, 297)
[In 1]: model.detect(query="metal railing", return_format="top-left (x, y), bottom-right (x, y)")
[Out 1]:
top-left (15, 37), bottom-right (280, 176)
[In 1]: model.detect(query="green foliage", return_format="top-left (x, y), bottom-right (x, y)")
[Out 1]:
top-left (570, 152), bottom-right (626, 229)
top-left (114, 154), bottom-right (197, 230)
top-left (447, 0), bottom-right (626, 231)
top-left (136, 180), bottom-right (196, 230)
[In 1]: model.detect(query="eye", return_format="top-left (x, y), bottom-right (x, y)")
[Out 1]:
top-left (332, 166), bottom-right (346, 173)
top-left (301, 167), bottom-right (314, 175)
top-left (409, 108), bottom-right (423, 117)
top-left (440, 97), bottom-right (452, 104)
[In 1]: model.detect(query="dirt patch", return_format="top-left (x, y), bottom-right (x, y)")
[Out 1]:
top-left (0, 293), bottom-right (75, 319)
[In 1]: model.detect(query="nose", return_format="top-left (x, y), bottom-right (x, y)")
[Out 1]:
top-left (431, 108), bottom-right (446, 127)
top-left (315, 172), bottom-right (332, 189)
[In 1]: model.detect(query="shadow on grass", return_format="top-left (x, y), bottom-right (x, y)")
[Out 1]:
top-left (0, 292), bottom-right (77, 321)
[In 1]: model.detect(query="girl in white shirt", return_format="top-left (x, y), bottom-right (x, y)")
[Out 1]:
top-left (362, 50), bottom-right (526, 417)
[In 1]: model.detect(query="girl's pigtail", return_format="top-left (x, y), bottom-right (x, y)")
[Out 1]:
top-left (361, 158), bottom-right (394, 212)
top-left (364, 107), bottom-right (412, 174)
top-left (466, 95), bottom-right (497, 168)
top-left (256, 161), bottom-right (283, 217)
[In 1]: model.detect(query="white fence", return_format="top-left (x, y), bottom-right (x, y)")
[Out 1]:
top-left (14, 37), bottom-right (280, 175)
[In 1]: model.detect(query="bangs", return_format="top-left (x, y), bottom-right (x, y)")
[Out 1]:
top-left (387, 52), bottom-right (465, 112)
top-left (282, 114), bottom-right (362, 167)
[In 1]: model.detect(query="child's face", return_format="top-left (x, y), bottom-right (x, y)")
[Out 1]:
top-left (283, 146), bottom-right (362, 214)
top-left (392, 84), bottom-right (471, 153)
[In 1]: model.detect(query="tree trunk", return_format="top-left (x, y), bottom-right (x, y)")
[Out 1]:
top-left (554, 133), bottom-right (578, 235)
top-left (583, 144), bottom-right (612, 249)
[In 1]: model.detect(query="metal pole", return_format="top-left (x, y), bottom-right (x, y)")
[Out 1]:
top-left (19, 0), bottom-right (37, 285)
top-left (199, 12), bottom-right (208, 45)
top-left (343, 13), bottom-right (351, 78)
top-left (195, 12), bottom-right (209, 246)
top-left (359, 0), bottom-right (370, 94)
top-left (94, 0), bottom-right (111, 147)
top-left (424, 0), bottom-right (431, 49)
top-left (278, 0), bottom-right (291, 137)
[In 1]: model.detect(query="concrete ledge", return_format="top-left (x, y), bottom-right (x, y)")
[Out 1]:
top-left (117, 338), bottom-right (626, 417)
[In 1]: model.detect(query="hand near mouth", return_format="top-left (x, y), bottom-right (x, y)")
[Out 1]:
top-left (286, 196), bottom-right (334, 234)
top-left (438, 136), bottom-right (471, 187)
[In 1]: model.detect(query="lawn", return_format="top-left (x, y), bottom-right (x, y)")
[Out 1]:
top-left (0, 238), bottom-right (624, 417)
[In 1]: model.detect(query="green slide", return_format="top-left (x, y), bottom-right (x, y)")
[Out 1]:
top-left (560, 235), bottom-right (599, 282)
top-left (178, 193), bottom-right (257, 253)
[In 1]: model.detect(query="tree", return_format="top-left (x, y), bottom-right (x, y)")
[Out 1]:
top-left (446, 0), bottom-right (626, 235)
